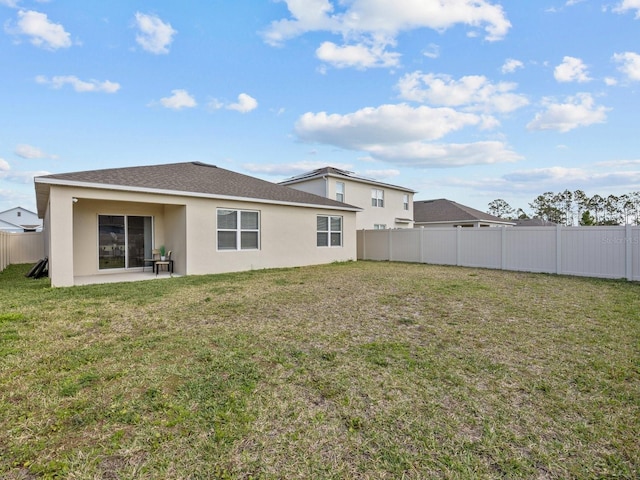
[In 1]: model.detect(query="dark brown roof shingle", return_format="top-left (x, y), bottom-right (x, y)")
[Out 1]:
top-left (35, 162), bottom-right (360, 215)
top-left (414, 198), bottom-right (514, 224)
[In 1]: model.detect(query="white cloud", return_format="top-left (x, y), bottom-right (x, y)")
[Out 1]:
top-left (527, 93), bottom-right (609, 132)
top-left (316, 41), bottom-right (400, 69)
top-left (504, 166), bottom-right (640, 190)
top-left (295, 104), bottom-right (483, 149)
top-left (423, 43), bottom-right (440, 59)
top-left (157, 89), bottom-right (197, 110)
top-left (207, 98), bottom-right (224, 110)
top-left (396, 72), bottom-right (529, 114)
top-left (362, 169), bottom-right (400, 179)
top-left (504, 166), bottom-right (589, 183)
top-left (501, 58), bottom-right (524, 74)
top-left (614, 0), bottom-right (640, 18)
top-left (294, 103), bottom-right (519, 167)
top-left (14, 144), bottom-right (56, 159)
top-left (0, 166), bottom-right (51, 184)
top-left (134, 12), bottom-right (176, 54)
top-left (554, 56), bottom-right (591, 82)
top-left (435, 166), bottom-right (640, 194)
top-left (7, 10), bottom-right (72, 50)
top-left (262, 0), bottom-right (510, 69)
top-left (227, 93), bottom-right (258, 113)
top-left (613, 51), bottom-right (640, 81)
top-left (35, 75), bottom-right (120, 93)
top-left (595, 158), bottom-right (640, 167)
top-left (367, 140), bottom-right (522, 167)
top-left (0, 0), bottom-right (20, 7)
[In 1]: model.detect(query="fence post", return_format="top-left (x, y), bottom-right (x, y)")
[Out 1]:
top-left (362, 228), bottom-right (367, 260)
top-left (626, 224), bottom-right (633, 281)
top-left (0, 231), bottom-right (6, 272)
top-left (501, 227), bottom-right (507, 271)
top-left (388, 228), bottom-right (393, 261)
top-left (456, 226), bottom-right (462, 266)
top-left (556, 224), bottom-right (562, 275)
top-left (420, 227), bottom-right (425, 264)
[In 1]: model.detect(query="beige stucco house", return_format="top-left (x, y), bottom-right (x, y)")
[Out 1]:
top-left (34, 162), bottom-right (360, 287)
top-left (279, 167), bottom-right (415, 230)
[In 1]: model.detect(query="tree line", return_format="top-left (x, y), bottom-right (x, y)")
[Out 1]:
top-left (487, 190), bottom-right (640, 226)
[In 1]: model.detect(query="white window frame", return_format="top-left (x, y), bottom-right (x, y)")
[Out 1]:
top-left (403, 194), bottom-right (409, 211)
top-left (373, 224), bottom-right (387, 230)
top-left (317, 215), bottom-right (343, 247)
top-left (217, 208), bottom-right (260, 251)
top-left (371, 189), bottom-right (384, 208)
top-left (336, 181), bottom-right (345, 203)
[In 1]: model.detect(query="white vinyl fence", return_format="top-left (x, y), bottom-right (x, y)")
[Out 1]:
top-left (357, 225), bottom-right (640, 281)
top-left (0, 231), bottom-right (45, 273)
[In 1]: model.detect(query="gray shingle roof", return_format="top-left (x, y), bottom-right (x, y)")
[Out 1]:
top-left (414, 198), bottom-right (514, 224)
top-left (279, 166), bottom-right (417, 193)
top-left (35, 162), bottom-right (360, 216)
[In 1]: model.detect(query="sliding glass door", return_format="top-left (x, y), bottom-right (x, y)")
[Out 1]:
top-left (98, 215), bottom-right (153, 270)
top-left (127, 216), bottom-right (152, 268)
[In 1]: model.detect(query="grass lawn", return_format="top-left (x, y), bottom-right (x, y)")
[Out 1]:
top-left (0, 261), bottom-right (638, 479)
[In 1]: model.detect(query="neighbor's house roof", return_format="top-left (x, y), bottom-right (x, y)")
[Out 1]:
top-left (515, 218), bottom-right (557, 227)
top-left (34, 162), bottom-right (362, 218)
top-left (0, 206), bottom-right (42, 231)
top-left (413, 199), bottom-right (516, 226)
top-left (0, 218), bottom-right (24, 232)
top-left (279, 167), bottom-right (417, 193)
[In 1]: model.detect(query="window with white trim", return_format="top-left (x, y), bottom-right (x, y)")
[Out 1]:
top-left (317, 215), bottom-right (342, 247)
top-left (373, 224), bottom-right (386, 230)
top-left (403, 194), bottom-right (409, 211)
top-left (217, 209), bottom-right (260, 251)
top-left (371, 189), bottom-right (384, 207)
top-left (336, 182), bottom-right (345, 203)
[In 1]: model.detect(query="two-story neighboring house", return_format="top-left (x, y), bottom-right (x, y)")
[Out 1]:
top-left (0, 206), bottom-right (43, 232)
top-left (279, 167), bottom-right (415, 229)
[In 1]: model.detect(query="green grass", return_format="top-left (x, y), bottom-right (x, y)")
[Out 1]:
top-left (0, 261), bottom-right (638, 479)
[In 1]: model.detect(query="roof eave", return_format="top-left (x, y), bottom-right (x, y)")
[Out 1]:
top-left (34, 177), bottom-right (362, 212)
top-left (280, 172), bottom-right (417, 193)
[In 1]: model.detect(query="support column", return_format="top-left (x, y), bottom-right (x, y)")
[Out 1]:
top-left (48, 187), bottom-right (75, 287)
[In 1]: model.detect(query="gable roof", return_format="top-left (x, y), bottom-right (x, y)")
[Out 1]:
top-left (34, 162), bottom-right (361, 217)
top-left (414, 199), bottom-right (515, 225)
top-left (0, 206), bottom-right (38, 216)
top-left (279, 166), bottom-right (417, 193)
top-left (0, 206), bottom-right (42, 230)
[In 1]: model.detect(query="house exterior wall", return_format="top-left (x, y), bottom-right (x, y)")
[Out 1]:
top-left (49, 186), bottom-right (75, 287)
top-left (46, 184), bottom-right (356, 286)
top-left (289, 176), bottom-right (414, 230)
top-left (184, 197), bottom-right (356, 275)
top-left (283, 177), bottom-right (327, 197)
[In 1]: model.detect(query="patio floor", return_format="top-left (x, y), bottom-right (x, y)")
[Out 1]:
top-left (74, 271), bottom-right (179, 286)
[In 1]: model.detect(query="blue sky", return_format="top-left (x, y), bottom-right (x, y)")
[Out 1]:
top-left (1, 0), bottom-right (639, 214)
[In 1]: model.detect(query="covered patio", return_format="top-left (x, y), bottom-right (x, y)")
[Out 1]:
top-left (74, 270), bottom-right (180, 286)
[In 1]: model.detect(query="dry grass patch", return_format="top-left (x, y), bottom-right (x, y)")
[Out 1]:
top-left (0, 261), bottom-right (638, 479)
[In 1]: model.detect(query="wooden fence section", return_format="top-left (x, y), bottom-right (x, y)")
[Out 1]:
top-left (0, 231), bottom-right (45, 273)
top-left (357, 225), bottom-right (640, 282)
